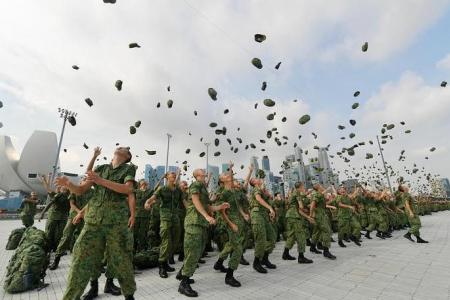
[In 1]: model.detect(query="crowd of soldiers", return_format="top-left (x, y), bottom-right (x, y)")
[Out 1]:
top-left (17, 146), bottom-right (450, 300)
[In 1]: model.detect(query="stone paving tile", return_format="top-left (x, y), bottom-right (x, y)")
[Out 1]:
top-left (0, 211), bottom-right (449, 299)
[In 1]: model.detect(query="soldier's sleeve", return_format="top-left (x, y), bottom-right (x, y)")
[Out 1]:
top-left (123, 164), bottom-right (136, 183)
top-left (154, 186), bottom-right (163, 199)
top-left (189, 181), bottom-right (202, 195)
top-left (94, 164), bottom-right (105, 173)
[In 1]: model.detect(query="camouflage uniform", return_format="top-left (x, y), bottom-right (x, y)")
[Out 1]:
top-left (175, 191), bottom-right (187, 256)
top-left (154, 185), bottom-right (182, 264)
top-left (63, 163), bottom-right (136, 300)
top-left (133, 187), bottom-right (153, 252)
top-left (181, 181), bottom-right (210, 278)
top-left (274, 198), bottom-right (286, 241)
top-left (45, 191), bottom-right (70, 251)
top-left (336, 195), bottom-right (360, 240)
top-left (311, 191), bottom-right (332, 248)
top-left (249, 187), bottom-right (276, 259)
top-left (148, 197), bottom-right (161, 248)
top-left (217, 188), bottom-right (243, 271)
top-left (20, 198), bottom-right (37, 228)
top-left (399, 192), bottom-right (422, 237)
top-left (285, 191), bottom-right (307, 254)
top-left (55, 190), bottom-right (91, 257)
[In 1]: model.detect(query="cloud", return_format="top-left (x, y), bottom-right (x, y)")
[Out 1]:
top-left (436, 53), bottom-right (450, 70)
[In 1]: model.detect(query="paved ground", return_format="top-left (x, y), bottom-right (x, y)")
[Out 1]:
top-left (1, 211), bottom-right (450, 300)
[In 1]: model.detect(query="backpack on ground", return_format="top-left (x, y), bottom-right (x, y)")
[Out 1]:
top-left (5, 227), bottom-right (26, 250)
top-left (133, 247), bottom-right (160, 269)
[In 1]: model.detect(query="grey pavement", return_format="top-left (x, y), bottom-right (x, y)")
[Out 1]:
top-left (1, 211), bottom-right (450, 300)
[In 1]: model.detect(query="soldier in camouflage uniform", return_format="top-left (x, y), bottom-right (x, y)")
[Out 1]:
top-left (335, 186), bottom-right (361, 247)
top-left (176, 180), bottom-right (189, 262)
top-left (274, 192), bottom-right (286, 241)
top-left (134, 179), bottom-right (158, 253)
top-left (20, 191), bottom-right (38, 228)
top-left (213, 163), bottom-right (245, 287)
top-left (145, 171), bottom-right (183, 278)
top-left (177, 168), bottom-right (229, 298)
top-left (49, 180), bottom-right (93, 270)
top-left (55, 146), bottom-right (137, 300)
top-left (398, 185), bottom-right (428, 243)
top-left (283, 182), bottom-right (314, 264)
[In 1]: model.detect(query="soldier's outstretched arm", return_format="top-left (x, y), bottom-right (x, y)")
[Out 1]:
top-left (85, 171), bottom-right (133, 195)
top-left (243, 164), bottom-right (254, 191)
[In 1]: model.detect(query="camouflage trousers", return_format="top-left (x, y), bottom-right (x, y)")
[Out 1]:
top-left (407, 214), bottom-right (422, 236)
top-left (148, 214), bottom-right (161, 248)
top-left (276, 215), bottom-right (287, 240)
top-left (367, 208), bottom-right (382, 232)
top-left (358, 210), bottom-right (369, 229)
top-left (159, 216), bottom-right (181, 263)
top-left (175, 212), bottom-right (186, 255)
top-left (20, 214), bottom-right (34, 228)
top-left (55, 218), bottom-right (84, 257)
top-left (338, 215), bottom-right (361, 240)
top-left (133, 217), bottom-right (150, 253)
top-left (311, 211), bottom-right (332, 248)
top-left (45, 218), bottom-right (67, 252)
top-left (63, 223), bottom-right (135, 300)
top-left (251, 210), bottom-right (276, 259)
top-left (285, 217), bottom-right (306, 254)
top-left (181, 224), bottom-right (207, 278)
top-left (218, 219), bottom-right (244, 271)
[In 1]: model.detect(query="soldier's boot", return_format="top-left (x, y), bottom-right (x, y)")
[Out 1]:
top-left (376, 231), bottom-right (385, 239)
top-left (344, 238), bottom-right (350, 243)
top-left (104, 278), bottom-right (121, 296)
top-left (297, 253), bottom-right (313, 264)
top-left (239, 255), bottom-right (250, 265)
top-left (213, 258), bottom-right (228, 273)
top-left (124, 295), bottom-right (134, 300)
top-left (282, 248), bottom-right (296, 260)
top-left (306, 239), bottom-right (312, 246)
top-left (176, 268), bottom-right (195, 283)
top-left (165, 261), bottom-right (175, 272)
top-left (81, 280), bottom-right (98, 300)
top-left (338, 240), bottom-right (347, 248)
top-left (178, 276), bottom-right (198, 297)
top-left (317, 242), bottom-right (324, 250)
top-left (383, 232), bottom-right (392, 238)
top-left (365, 231), bottom-right (372, 239)
top-left (178, 251), bottom-right (185, 262)
top-left (198, 258), bottom-right (206, 264)
top-left (330, 237), bottom-right (336, 243)
top-left (261, 252), bottom-right (276, 269)
top-left (415, 235), bottom-right (429, 243)
top-left (310, 243), bottom-right (322, 254)
top-left (49, 256), bottom-right (61, 270)
top-left (252, 257), bottom-right (267, 274)
top-left (350, 236), bottom-right (361, 246)
top-left (323, 247), bottom-right (336, 260)
top-left (159, 263), bottom-right (168, 278)
top-left (225, 269), bottom-right (241, 287)
top-left (169, 255), bottom-right (175, 265)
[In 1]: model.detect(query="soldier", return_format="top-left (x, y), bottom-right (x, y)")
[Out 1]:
top-left (274, 192), bottom-right (286, 241)
top-left (213, 162), bottom-right (244, 287)
top-left (177, 168), bottom-right (229, 297)
top-left (283, 182), bottom-right (314, 264)
top-left (249, 176), bottom-right (277, 274)
top-left (145, 171), bottom-right (183, 278)
top-left (55, 146), bottom-right (136, 300)
top-left (309, 184), bottom-right (336, 260)
top-left (20, 191), bottom-right (38, 228)
top-left (398, 185), bottom-right (428, 243)
top-left (39, 174), bottom-right (71, 252)
top-left (335, 186), bottom-right (361, 247)
top-left (177, 180), bottom-right (189, 262)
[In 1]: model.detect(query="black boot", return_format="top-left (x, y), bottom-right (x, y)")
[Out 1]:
top-left (81, 280), bottom-right (98, 300)
top-left (213, 258), bottom-right (228, 273)
top-left (306, 239), bottom-right (311, 246)
top-left (282, 248), bottom-right (296, 260)
top-left (240, 255), bottom-right (249, 266)
top-left (383, 232), bottom-right (392, 238)
top-left (330, 237), bottom-right (336, 243)
top-left (415, 235), bottom-right (429, 243)
top-left (49, 256), bottom-right (61, 270)
top-left (176, 268), bottom-right (195, 284)
top-left (376, 231), bottom-right (385, 239)
top-left (225, 269), bottom-right (241, 287)
top-left (159, 263), bottom-right (168, 278)
top-left (297, 253), bottom-right (313, 264)
top-left (198, 258), bottom-right (206, 264)
top-left (323, 247), bottom-right (336, 260)
top-left (338, 240), bottom-right (347, 248)
top-left (165, 261), bottom-right (175, 272)
top-left (350, 236), bottom-right (361, 246)
top-left (104, 278), bottom-right (121, 296)
top-left (261, 252), bottom-right (276, 269)
top-left (252, 257), bottom-right (267, 274)
top-left (169, 255), bottom-right (175, 265)
top-left (178, 276), bottom-right (198, 297)
top-left (310, 243), bottom-right (322, 254)
top-left (317, 242), bottom-right (324, 250)
top-left (365, 231), bottom-right (372, 239)
top-left (124, 295), bottom-right (134, 300)
top-left (178, 252), bottom-right (185, 262)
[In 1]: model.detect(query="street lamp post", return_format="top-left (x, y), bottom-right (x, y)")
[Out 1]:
top-left (204, 142), bottom-right (210, 174)
top-left (165, 133), bottom-right (172, 185)
top-left (376, 135), bottom-right (393, 193)
top-left (50, 108), bottom-right (77, 187)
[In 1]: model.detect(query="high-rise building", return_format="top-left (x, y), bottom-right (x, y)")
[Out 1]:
top-left (440, 178), bottom-right (450, 198)
top-left (261, 155), bottom-right (270, 171)
top-left (318, 147), bottom-right (333, 186)
top-left (221, 163), bottom-right (230, 174)
top-left (207, 165), bottom-right (220, 192)
top-left (432, 178), bottom-right (450, 198)
top-left (250, 156), bottom-right (259, 177)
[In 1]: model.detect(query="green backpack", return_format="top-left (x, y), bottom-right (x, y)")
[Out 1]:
top-left (5, 228), bottom-right (26, 250)
top-left (3, 227), bottom-right (50, 294)
top-left (133, 247), bottom-right (160, 269)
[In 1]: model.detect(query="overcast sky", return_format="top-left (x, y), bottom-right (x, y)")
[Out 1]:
top-left (1, 0), bottom-right (450, 187)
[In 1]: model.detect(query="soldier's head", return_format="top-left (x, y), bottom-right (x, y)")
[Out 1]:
top-left (294, 182), bottom-right (304, 192)
top-left (114, 146), bottom-right (132, 164)
top-left (139, 179), bottom-right (148, 190)
top-left (313, 183), bottom-right (324, 192)
top-left (249, 178), bottom-right (261, 187)
top-left (179, 180), bottom-right (188, 191)
top-left (193, 169), bottom-right (206, 183)
top-left (398, 184), bottom-right (409, 193)
top-left (274, 192), bottom-right (282, 200)
top-left (338, 186), bottom-right (346, 195)
top-left (166, 172), bottom-right (177, 184)
top-left (30, 191), bottom-right (37, 200)
top-left (233, 180), bottom-right (241, 189)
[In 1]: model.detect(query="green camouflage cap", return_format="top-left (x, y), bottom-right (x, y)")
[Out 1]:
top-left (115, 80), bottom-right (123, 91)
top-left (129, 42), bottom-right (140, 48)
top-left (85, 98), bottom-right (93, 107)
top-left (167, 99), bottom-right (173, 108)
top-left (361, 42), bottom-right (368, 52)
top-left (130, 126), bottom-right (136, 134)
top-left (298, 114), bottom-right (310, 125)
top-left (251, 58), bottom-right (263, 69)
top-left (208, 88), bottom-right (218, 100)
top-left (263, 99), bottom-right (275, 107)
top-left (145, 150), bottom-right (156, 155)
top-left (254, 34), bottom-right (266, 43)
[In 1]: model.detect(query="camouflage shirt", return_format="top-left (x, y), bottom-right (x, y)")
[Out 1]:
top-left (20, 199), bottom-right (37, 216)
top-left (336, 195), bottom-right (352, 218)
top-left (47, 191), bottom-right (70, 221)
top-left (286, 191), bottom-right (303, 219)
top-left (68, 189), bottom-right (92, 219)
top-left (185, 181), bottom-right (210, 228)
top-left (217, 188), bottom-right (241, 220)
top-left (135, 188), bottom-right (153, 218)
top-left (154, 185), bottom-right (183, 221)
top-left (84, 163), bottom-right (135, 225)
